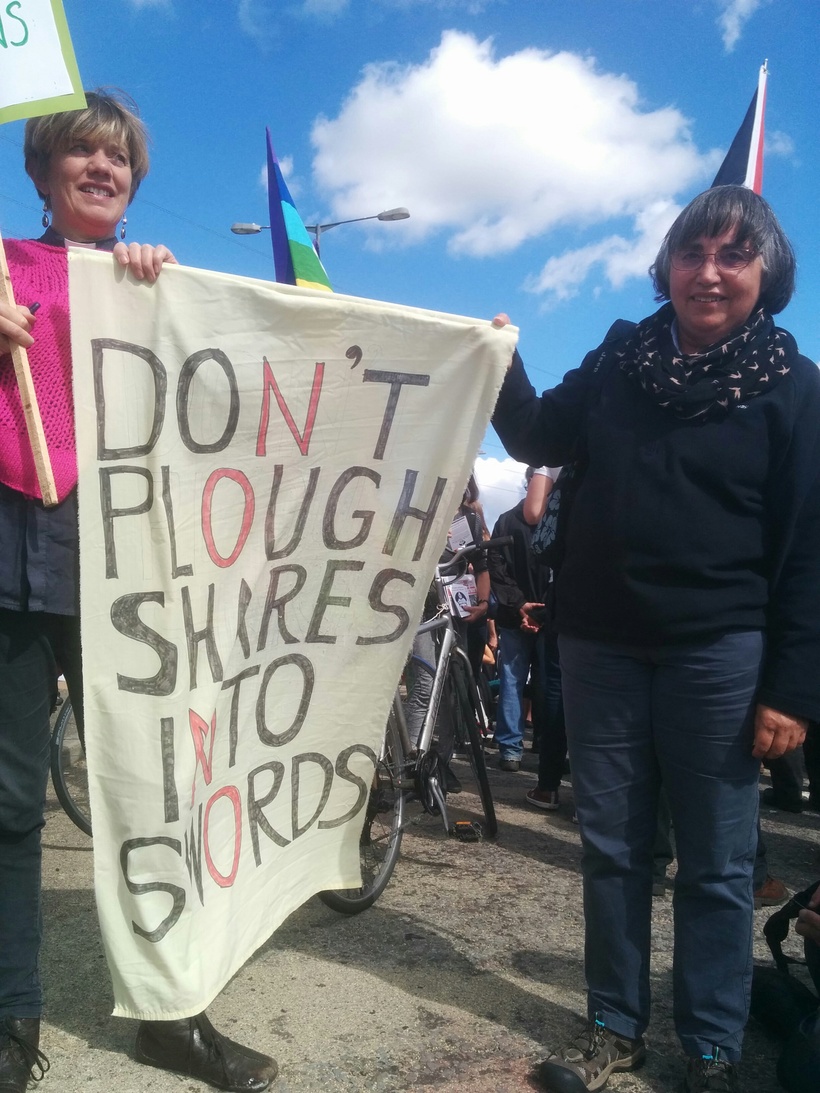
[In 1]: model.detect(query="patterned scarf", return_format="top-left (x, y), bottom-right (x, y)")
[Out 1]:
top-left (616, 302), bottom-right (797, 422)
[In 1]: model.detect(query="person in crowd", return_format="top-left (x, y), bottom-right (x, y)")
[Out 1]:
top-left (488, 467), bottom-right (549, 771)
top-left (491, 184), bottom-right (819, 1093)
top-left (0, 90), bottom-right (277, 1093)
top-left (762, 727), bottom-right (820, 813)
top-left (404, 475), bottom-right (490, 791)
top-left (487, 467), bottom-right (559, 777)
top-left (456, 473), bottom-right (492, 679)
top-left (763, 751), bottom-right (806, 813)
top-left (480, 631), bottom-right (500, 729)
top-left (521, 466), bottom-right (569, 805)
top-left (522, 465), bottom-right (558, 526)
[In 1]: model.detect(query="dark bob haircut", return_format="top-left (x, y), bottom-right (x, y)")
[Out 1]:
top-left (650, 185), bottom-right (795, 314)
top-left (24, 88), bottom-right (150, 204)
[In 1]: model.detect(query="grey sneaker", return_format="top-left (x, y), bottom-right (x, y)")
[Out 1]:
top-left (499, 757), bottom-right (521, 772)
top-left (535, 1017), bottom-right (645, 1091)
top-left (682, 1052), bottom-right (739, 1093)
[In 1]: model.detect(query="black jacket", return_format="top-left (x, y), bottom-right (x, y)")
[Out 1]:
top-left (492, 332), bottom-right (820, 721)
top-left (488, 501), bottom-right (549, 631)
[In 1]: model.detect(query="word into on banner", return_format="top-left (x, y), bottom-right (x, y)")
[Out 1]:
top-left (91, 335), bottom-right (450, 942)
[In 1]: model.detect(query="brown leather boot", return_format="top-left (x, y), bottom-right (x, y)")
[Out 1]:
top-left (0, 1018), bottom-right (49, 1092)
top-left (135, 1010), bottom-right (277, 1091)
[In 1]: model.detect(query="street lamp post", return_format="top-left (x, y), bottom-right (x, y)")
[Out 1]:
top-left (231, 207), bottom-right (410, 257)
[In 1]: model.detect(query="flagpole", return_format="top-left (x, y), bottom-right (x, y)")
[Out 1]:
top-left (748, 61), bottom-right (768, 193)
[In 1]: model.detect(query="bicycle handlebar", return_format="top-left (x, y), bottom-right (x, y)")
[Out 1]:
top-left (437, 535), bottom-right (513, 573)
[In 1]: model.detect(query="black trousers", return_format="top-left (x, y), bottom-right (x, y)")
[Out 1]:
top-left (0, 608), bottom-right (82, 1016)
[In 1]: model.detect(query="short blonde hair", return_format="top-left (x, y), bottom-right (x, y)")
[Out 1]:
top-left (24, 88), bottom-right (150, 203)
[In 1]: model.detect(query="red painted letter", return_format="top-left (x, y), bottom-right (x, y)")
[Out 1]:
top-left (203, 786), bottom-right (242, 888)
top-left (257, 359), bottom-right (324, 457)
top-left (201, 469), bottom-right (255, 568)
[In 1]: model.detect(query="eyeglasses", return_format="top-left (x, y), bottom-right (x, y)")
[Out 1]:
top-left (670, 246), bottom-right (758, 273)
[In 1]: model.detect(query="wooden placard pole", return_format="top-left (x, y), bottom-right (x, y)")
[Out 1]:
top-left (0, 230), bottom-right (58, 507)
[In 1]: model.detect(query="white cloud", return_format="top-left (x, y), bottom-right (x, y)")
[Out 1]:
top-left (525, 199), bottom-right (681, 304)
top-left (473, 456), bottom-right (528, 531)
top-left (237, 0), bottom-right (277, 46)
top-left (259, 154), bottom-right (303, 197)
top-left (766, 130), bottom-right (795, 159)
top-left (716, 0), bottom-right (767, 52)
top-left (311, 32), bottom-right (720, 299)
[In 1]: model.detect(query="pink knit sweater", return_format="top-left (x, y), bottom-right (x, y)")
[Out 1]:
top-left (0, 239), bottom-right (75, 501)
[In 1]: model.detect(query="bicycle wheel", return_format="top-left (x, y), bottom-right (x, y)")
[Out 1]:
top-left (448, 656), bottom-right (497, 839)
top-left (319, 708), bottom-right (405, 914)
top-left (50, 698), bottom-right (92, 836)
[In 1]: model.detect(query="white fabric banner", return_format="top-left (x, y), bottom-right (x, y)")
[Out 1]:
top-left (69, 250), bottom-right (517, 1018)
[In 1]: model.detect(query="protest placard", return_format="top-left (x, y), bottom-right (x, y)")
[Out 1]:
top-left (0, 0), bottom-right (85, 123)
top-left (69, 250), bottom-right (517, 1018)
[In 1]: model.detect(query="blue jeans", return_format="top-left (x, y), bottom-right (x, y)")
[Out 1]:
top-left (559, 631), bottom-right (763, 1062)
top-left (0, 609), bottom-right (82, 1018)
top-left (404, 628), bottom-right (456, 760)
top-left (495, 625), bottom-right (548, 760)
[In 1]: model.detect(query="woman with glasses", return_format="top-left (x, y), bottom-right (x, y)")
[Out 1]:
top-left (492, 185), bottom-right (819, 1093)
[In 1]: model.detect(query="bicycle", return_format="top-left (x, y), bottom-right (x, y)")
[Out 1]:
top-left (50, 693), bottom-right (92, 836)
top-left (319, 536), bottom-right (507, 914)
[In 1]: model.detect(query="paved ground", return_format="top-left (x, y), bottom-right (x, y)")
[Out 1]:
top-left (39, 737), bottom-right (819, 1092)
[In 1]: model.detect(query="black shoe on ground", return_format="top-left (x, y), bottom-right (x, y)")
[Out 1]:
top-left (681, 1051), bottom-right (739, 1092)
top-left (135, 1011), bottom-right (278, 1092)
top-left (535, 1017), bottom-right (645, 1091)
top-left (444, 763), bottom-right (462, 793)
top-left (499, 757), bottom-right (521, 772)
top-left (0, 1018), bottom-right (49, 1093)
top-left (760, 787), bottom-right (803, 813)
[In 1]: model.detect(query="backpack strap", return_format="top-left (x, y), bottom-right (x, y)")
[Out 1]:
top-left (764, 880), bottom-right (820, 973)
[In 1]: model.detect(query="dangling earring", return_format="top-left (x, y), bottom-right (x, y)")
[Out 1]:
top-left (119, 215), bottom-right (127, 241)
top-left (41, 200), bottom-right (50, 229)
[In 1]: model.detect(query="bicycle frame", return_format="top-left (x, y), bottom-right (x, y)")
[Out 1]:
top-left (389, 544), bottom-right (492, 835)
top-left (320, 535), bottom-right (504, 911)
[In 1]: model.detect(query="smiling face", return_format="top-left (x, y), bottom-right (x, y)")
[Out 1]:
top-left (37, 137), bottom-right (132, 243)
top-left (669, 227), bottom-right (764, 354)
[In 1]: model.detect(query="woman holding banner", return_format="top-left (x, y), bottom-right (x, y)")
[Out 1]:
top-left (492, 185), bottom-right (820, 1093)
top-left (0, 91), bottom-right (277, 1092)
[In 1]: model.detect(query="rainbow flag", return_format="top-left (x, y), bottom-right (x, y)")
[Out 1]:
top-left (266, 128), bottom-right (332, 291)
top-left (711, 62), bottom-right (767, 194)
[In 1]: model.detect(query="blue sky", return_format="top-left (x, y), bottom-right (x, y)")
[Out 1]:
top-left (1, 0), bottom-right (817, 526)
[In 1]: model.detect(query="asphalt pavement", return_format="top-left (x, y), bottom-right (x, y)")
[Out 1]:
top-left (39, 738), bottom-right (820, 1092)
